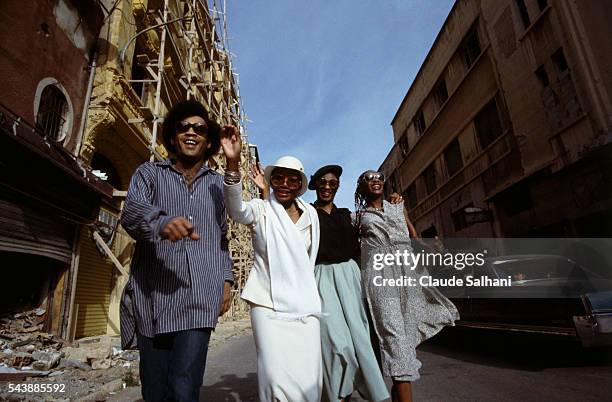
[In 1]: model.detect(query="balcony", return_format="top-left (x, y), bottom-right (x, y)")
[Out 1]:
top-left (411, 131), bottom-right (513, 220)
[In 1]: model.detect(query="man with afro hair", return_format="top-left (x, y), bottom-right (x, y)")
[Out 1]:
top-left (120, 99), bottom-right (234, 402)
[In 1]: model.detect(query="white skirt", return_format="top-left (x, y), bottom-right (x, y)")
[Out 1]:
top-left (250, 305), bottom-right (322, 402)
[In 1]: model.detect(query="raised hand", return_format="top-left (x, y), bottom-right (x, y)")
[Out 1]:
top-left (250, 163), bottom-right (266, 191)
top-left (220, 125), bottom-right (242, 162)
top-left (250, 162), bottom-right (269, 199)
top-left (161, 217), bottom-right (200, 242)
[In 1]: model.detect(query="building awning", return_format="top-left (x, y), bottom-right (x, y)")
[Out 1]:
top-left (0, 103), bottom-right (113, 225)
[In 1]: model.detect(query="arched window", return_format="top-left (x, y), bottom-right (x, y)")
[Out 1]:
top-left (36, 85), bottom-right (69, 141)
top-left (91, 153), bottom-right (122, 190)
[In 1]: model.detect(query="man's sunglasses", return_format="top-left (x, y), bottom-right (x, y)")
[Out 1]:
top-left (362, 172), bottom-right (385, 182)
top-left (270, 174), bottom-right (302, 190)
top-left (316, 178), bottom-right (339, 189)
top-left (175, 121), bottom-right (208, 136)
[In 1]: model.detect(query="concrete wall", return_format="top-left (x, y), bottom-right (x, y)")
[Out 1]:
top-left (0, 0), bottom-right (100, 154)
top-left (381, 0), bottom-right (612, 237)
top-left (391, 0), bottom-right (480, 142)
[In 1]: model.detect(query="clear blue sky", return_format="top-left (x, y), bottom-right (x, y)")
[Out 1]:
top-left (226, 0), bottom-right (454, 208)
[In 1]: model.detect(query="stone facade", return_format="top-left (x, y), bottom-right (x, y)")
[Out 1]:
top-left (381, 0), bottom-right (612, 238)
top-left (75, 0), bottom-right (254, 338)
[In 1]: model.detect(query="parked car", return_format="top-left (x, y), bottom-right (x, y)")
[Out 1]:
top-left (432, 254), bottom-right (612, 346)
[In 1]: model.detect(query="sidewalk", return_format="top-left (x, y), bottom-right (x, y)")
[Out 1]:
top-left (207, 318), bottom-right (252, 351)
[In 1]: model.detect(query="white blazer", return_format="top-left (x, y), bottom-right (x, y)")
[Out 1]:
top-left (224, 181), bottom-right (318, 309)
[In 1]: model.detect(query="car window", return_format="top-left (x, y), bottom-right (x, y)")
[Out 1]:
top-left (489, 257), bottom-right (592, 281)
top-left (431, 262), bottom-right (475, 279)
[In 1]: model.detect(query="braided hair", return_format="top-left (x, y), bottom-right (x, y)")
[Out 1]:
top-left (354, 170), bottom-right (375, 236)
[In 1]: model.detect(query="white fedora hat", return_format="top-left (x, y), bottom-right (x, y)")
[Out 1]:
top-left (264, 156), bottom-right (309, 196)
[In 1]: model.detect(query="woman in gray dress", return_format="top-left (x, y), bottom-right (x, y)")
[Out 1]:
top-left (354, 170), bottom-right (459, 402)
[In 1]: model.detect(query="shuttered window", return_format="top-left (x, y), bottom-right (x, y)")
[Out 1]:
top-left (0, 196), bottom-right (74, 263)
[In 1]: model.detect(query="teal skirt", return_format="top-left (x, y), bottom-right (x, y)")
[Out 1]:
top-left (315, 259), bottom-right (389, 402)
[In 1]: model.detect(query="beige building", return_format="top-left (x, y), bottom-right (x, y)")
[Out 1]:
top-left (380, 0), bottom-right (612, 238)
top-left (73, 0), bottom-right (254, 338)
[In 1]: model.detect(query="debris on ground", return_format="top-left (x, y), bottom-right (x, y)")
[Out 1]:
top-left (0, 309), bottom-right (251, 401)
top-left (0, 308), bottom-right (139, 401)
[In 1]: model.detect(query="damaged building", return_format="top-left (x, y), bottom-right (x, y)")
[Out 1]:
top-left (75, 0), bottom-right (255, 339)
top-left (380, 0), bottom-right (612, 237)
top-left (1, 0), bottom-right (255, 343)
top-left (0, 0), bottom-right (113, 339)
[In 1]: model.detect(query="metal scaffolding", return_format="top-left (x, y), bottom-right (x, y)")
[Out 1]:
top-left (119, 0), bottom-right (254, 317)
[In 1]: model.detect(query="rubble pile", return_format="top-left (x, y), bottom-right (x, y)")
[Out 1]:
top-left (1, 308), bottom-right (47, 334)
top-left (0, 309), bottom-right (139, 400)
top-left (1, 308), bottom-right (66, 375)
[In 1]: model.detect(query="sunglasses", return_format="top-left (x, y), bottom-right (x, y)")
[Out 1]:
top-left (316, 178), bottom-right (339, 189)
top-left (175, 121), bottom-right (208, 136)
top-left (362, 172), bottom-right (385, 182)
top-left (270, 174), bottom-right (302, 190)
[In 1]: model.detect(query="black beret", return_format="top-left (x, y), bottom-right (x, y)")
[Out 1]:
top-left (308, 165), bottom-right (343, 190)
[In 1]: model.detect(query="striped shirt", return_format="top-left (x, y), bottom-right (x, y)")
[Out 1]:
top-left (119, 160), bottom-right (232, 347)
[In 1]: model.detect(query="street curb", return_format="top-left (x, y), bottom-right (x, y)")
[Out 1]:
top-left (75, 378), bottom-right (124, 401)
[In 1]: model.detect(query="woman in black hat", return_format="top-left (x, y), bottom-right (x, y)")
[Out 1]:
top-left (309, 165), bottom-right (389, 402)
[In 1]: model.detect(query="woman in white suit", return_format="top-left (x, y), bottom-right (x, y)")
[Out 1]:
top-left (221, 127), bottom-right (322, 402)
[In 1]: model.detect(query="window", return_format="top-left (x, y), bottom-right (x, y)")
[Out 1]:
top-left (385, 172), bottom-right (398, 195)
top-left (97, 208), bottom-right (120, 246)
top-left (491, 257), bottom-right (587, 281)
top-left (515, 0), bottom-right (531, 28)
top-left (403, 182), bottom-right (418, 209)
top-left (130, 44), bottom-right (150, 104)
top-left (444, 139), bottom-right (464, 177)
top-left (36, 85), bottom-right (68, 141)
top-left (91, 153), bottom-right (122, 189)
top-left (537, 0), bottom-right (548, 12)
top-left (552, 48), bottom-right (568, 74)
top-left (535, 65), bottom-right (550, 87)
top-left (131, 56), bottom-right (147, 100)
top-left (390, 172), bottom-right (398, 193)
top-left (399, 135), bottom-right (409, 156)
top-left (421, 225), bottom-right (438, 238)
top-left (423, 163), bottom-right (437, 195)
top-left (452, 203), bottom-right (473, 232)
top-left (433, 77), bottom-right (449, 109)
top-left (474, 98), bottom-right (503, 150)
top-left (459, 28), bottom-right (481, 70)
top-left (414, 110), bottom-right (426, 136)
top-left (501, 182), bottom-right (532, 216)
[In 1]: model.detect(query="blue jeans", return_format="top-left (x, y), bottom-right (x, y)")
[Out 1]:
top-left (137, 328), bottom-right (212, 402)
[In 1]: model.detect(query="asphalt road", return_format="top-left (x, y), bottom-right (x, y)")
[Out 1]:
top-left (199, 334), bottom-right (258, 401)
top-left (410, 328), bottom-right (612, 401)
top-left (110, 327), bottom-right (612, 401)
